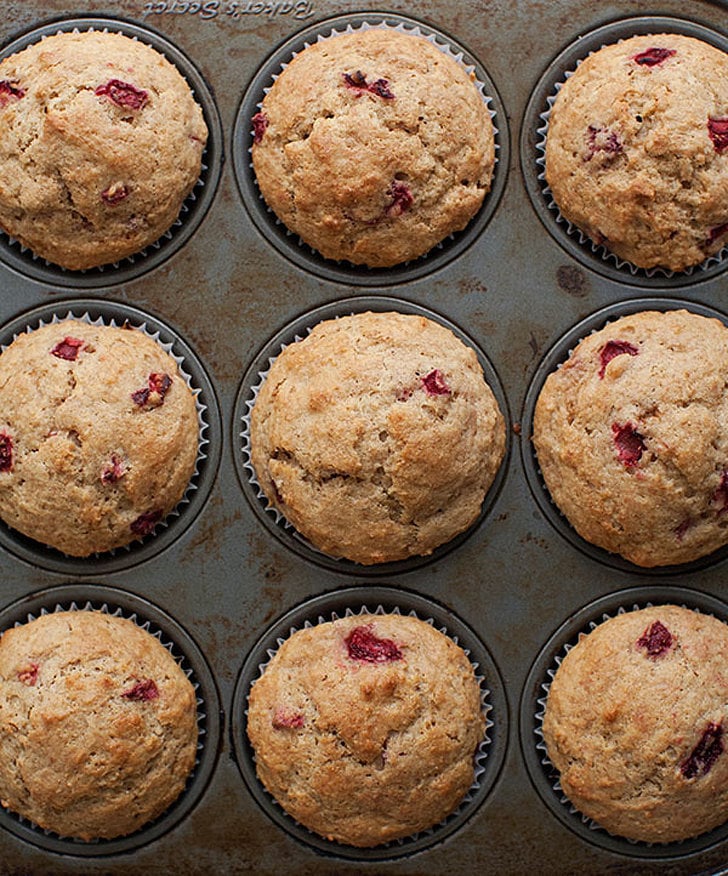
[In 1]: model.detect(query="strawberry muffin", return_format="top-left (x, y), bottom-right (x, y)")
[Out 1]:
top-left (543, 605), bottom-right (728, 843)
top-left (533, 309), bottom-right (728, 567)
top-left (0, 30), bottom-right (207, 270)
top-left (0, 610), bottom-right (198, 840)
top-left (0, 319), bottom-right (199, 556)
top-left (249, 310), bottom-right (506, 564)
top-left (545, 33), bottom-right (728, 271)
top-left (251, 27), bottom-right (495, 267)
top-left (247, 613), bottom-right (484, 846)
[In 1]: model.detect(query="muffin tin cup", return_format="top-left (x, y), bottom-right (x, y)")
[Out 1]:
top-left (233, 11), bottom-right (508, 286)
top-left (521, 295), bottom-right (728, 576)
top-left (520, 15), bottom-right (728, 288)
top-left (0, 17), bottom-right (223, 288)
top-left (0, 299), bottom-right (221, 575)
top-left (231, 584), bottom-right (508, 862)
top-left (520, 585), bottom-right (728, 860)
top-left (0, 582), bottom-right (221, 857)
top-left (233, 294), bottom-right (511, 576)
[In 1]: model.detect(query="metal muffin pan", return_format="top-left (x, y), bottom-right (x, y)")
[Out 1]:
top-left (0, 2), bottom-right (727, 874)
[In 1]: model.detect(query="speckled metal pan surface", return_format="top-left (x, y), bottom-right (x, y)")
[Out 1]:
top-left (0, 1), bottom-right (727, 874)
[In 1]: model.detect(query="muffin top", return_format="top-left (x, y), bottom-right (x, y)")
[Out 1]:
top-left (544, 33), bottom-right (728, 271)
top-left (533, 309), bottom-right (728, 567)
top-left (250, 311), bottom-right (505, 564)
top-left (0, 319), bottom-right (199, 556)
top-left (0, 610), bottom-right (198, 840)
top-left (0, 30), bottom-right (207, 270)
top-left (246, 613), bottom-right (485, 847)
top-left (542, 604), bottom-right (728, 843)
top-left (251, 27), bottom-right (495, 267)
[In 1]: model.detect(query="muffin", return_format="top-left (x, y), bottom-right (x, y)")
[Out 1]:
top-left (0, 30), bottom-right (207, 270)
top-left (0, 318), bottom-right (199, 556)
top-left (532, 309), bottom-right (728, 567)
top-left (0, 610), bottom-right (198, 840)
top-left (246, 613), bottom-right (485, 847)
top-left (251, 27), bottom-right (495, 267)
top-left (249, 311), bottom-right (506, 564)
top-left (544, 33), bottom-right (728, 272)
top-left (542, 604), bottom-right (728, 844)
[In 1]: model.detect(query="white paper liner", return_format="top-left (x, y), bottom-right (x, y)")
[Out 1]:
top-left (248, 18), bottom-right (500, 266)
top-left (2, 600), bottom-right (206, 844)
top-left (535, 43), bottom-right (728, 278)
top-left (241, 329), bottom-right (311, 532)
top-left (0, 310), bottom-right (209, 556)
top-left (246, 602), bottom-right (493, 850)
top-left (533, 600), bottom-right (721, 846)
top-left (0, 23), bottom-right (210, 274)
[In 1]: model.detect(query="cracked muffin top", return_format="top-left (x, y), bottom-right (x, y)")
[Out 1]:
top-left (542, 605), bottom-right (728, 843)
top-left (249, 311), bottom-right (506, 565)
top-left (544, 33), bottom-right (728, 272)
top-left (250, 27), bottom-right (495, 267)
top-left (0, 319), bottom-right (199, 556)
top-left (0, 610), bottom-right (198, 840)
top-left (532, 309), bottom-right (728, 567)
top-left (0, 30), bottom-right (207, 270)
top-left (246, 613), bottom-right (485, 847)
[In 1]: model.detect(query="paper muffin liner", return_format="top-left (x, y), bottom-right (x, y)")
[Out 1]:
top-left (521, 15), bottom-right (728, 288)
top-left (521, 295), bottom-right (728, 576)
top-left (231, 585), bottom-right (507, 862)
top-left (0, 583), bottom-right (220, 857)
top-left (233, 295), bottom-right (510, 577)
top-left (520, 585), bottom-right (728, 860)
top-left (0, 300), bottom-right (221, 575)
top-left (0, 17), bottom-right (222, 289)
top-left (233, 11), bottom-right (508, 286)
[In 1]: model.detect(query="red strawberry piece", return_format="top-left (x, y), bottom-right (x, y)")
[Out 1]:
top-left (345, 624), bottom-right (403, 663)
top-left (598, 340), bottom-right (639, 378)
top-left (636, 620), bottom-right (673, 658)
top-left (0, 431), bottom-right (13, 473)
top-left (421, 369), bottom-right (451, 396)
top-left (95, 79), bottom-right (148, 110)
top-left (612, 422), bottom-right (646, 467)
top-left (708, 117), bottom-right (728, 154)
top-left (51, 337), bottom-right (84, 361)
top-left (122, 678), bottom-right (159, 701)
top-left (130, 509), bottom-right (162, 536)
top-left (632, 47), bottom-right (676, 66)
top-left (681, 722), bottom-right (724, 779)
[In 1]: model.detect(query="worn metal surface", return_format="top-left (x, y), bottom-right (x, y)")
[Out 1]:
top-left (0, 0), bottom-right (727, 873)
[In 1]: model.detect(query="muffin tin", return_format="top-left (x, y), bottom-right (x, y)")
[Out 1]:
top-left (0, 1), bottom-right (727, 874)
